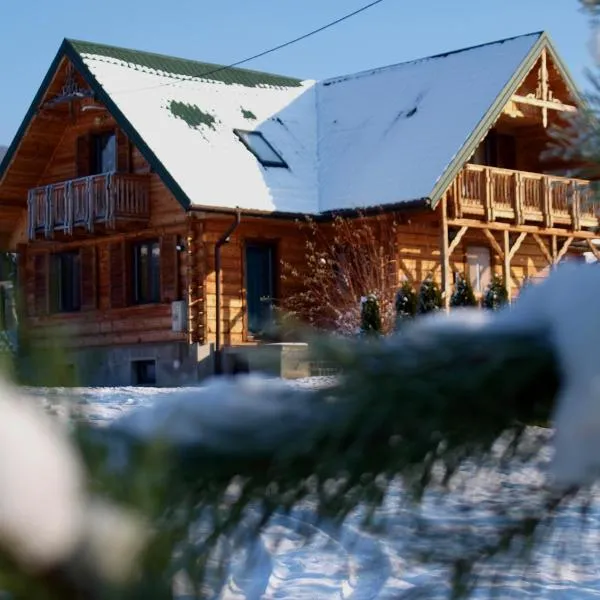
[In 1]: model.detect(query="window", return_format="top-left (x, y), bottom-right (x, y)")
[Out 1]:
top-left (132, 359), bottom-right (156, 385)
top-left (234, 130), bottom-right (288, 168)
top-left (469, 130), bottom-right (516, 169)
top-left (466, 246), bottom-right (491, 295)
top-left (90, 131), bottom-right (116, 175)
top-left (51, 251), bottom-right (81, 313)
top-left (132, 240), bottom-right (160, 304)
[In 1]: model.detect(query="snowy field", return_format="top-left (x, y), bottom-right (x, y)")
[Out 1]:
top-left (24, 377), bottom-right (600, 599)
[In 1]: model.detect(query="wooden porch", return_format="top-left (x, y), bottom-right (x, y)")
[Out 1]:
top-left (450, 164), bottom-right (597, 230)
top-left (27, 173), bottom-right (150, 240)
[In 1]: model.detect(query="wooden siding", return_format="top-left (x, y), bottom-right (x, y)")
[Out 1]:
top-left (11, 78), bottom-right (190, 349)
top-left (23, 222), bottom-right (188, 349)
top-left (5, 49), bottom-right (597, 356)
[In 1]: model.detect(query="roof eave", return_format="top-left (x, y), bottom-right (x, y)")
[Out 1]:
top-left (189, 197), bottom-right (431, 222)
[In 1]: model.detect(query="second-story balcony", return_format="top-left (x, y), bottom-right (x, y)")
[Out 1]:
top-left (451, 164), bottom-right (598, 230)
top-left (27, 173), bottom-right (150, 241)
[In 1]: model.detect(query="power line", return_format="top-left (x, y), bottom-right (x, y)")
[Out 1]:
top-left (203, 0), bottom-right (388, 76)
top-left (111, 0), bottom-right (388, 95)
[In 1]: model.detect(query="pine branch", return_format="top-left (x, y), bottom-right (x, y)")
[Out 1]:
top-left (63, 317), bottom-right (566, 599)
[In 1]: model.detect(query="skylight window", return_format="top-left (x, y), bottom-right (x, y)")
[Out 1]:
top-left (234, 130), bottom-right (288, 168)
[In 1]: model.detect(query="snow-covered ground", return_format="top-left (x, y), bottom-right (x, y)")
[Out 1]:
top-left (24, 377), bottom-right (600, 599)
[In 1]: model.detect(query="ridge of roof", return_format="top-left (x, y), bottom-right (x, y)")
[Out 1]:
top-left (65, 38), bottom-right (304, 89)
top-left (321, 30), bottom-right (545, 86)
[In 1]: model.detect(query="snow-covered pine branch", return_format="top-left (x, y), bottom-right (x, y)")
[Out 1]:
top-left (1, 262), bottom-right (599, 599)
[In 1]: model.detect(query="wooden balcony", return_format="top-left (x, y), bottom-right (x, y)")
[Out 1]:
top-left (27, 173), bottom-right (150, 240)
top-left (452, 164), bottom-right (598, 230)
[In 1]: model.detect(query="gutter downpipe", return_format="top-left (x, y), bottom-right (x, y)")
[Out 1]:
top-left (214, 209), bottom-right (241, 375)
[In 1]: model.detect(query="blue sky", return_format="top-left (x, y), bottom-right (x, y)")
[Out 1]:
top-left (0, 0), bottom-right (595, 143)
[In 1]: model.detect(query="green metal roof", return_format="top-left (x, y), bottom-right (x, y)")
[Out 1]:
top-left (67, 39), bottom-right (303, 89)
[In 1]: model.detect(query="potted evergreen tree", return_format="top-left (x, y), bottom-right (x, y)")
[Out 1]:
top-left (417, 276), bottom-right (443, 314)
top-left (482, 275), bottom-right (509, 310)
top-left (360, 294), bottom-right (381, 336)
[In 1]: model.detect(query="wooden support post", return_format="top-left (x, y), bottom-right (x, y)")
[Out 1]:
top-left (447, 226), bottom-right (468, 257)
top-left (551, 235), bottom-right (558, 266)
top-left (503, 230), bottom-right (511, 302)
top-left (482, 229), bottom-right (504, 260)
top-left (556, 236), bottom-right (574, 263)
top-left (440, 196), bottom-right (451, 312)
top-left (508, 232), bottom-right (527, 261)
top-left (532, 233), bottom-right (553, 266)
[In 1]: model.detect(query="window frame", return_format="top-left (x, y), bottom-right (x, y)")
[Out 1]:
top-left (51, 250), bottom-right (82, 314)
top-left (131, 239), bottom-right (161, 305)
top-left (90, 130), bottom-right (117, 175)
top-left (233, 129), bottom-right (288, 168)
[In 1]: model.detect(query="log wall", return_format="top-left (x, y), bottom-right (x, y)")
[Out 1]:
top-left (20, 108), bottom-right (189, 349)
top-left (201, 216), bottom-right (307, 346)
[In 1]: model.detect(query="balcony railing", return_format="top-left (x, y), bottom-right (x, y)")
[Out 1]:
top-left (453, 164), bottom-right (598, 229)
top-left (27, 173), bottom-right (150, 240)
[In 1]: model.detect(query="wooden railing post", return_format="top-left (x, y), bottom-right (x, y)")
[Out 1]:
top-left (513, 172), bottom-right (523, 225)
top-left (483, 167), bottom-right (494, 222)
top-left (108, 174), bottom-right (115, 229)
top-left (542, 176), bottom-right (552, 228)
top-left (27, 190), bottom-right (34, 241)
top-left (44, 185), bottom-right (53, 240)
top-left (65, 181), bottom-right (73, 236)
top-left (569, 181), bottom-right (580, 231)
top-left (88, 176), bottom-right (96, 233)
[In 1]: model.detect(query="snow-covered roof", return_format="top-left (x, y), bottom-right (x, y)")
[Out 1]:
top-left (72, 41), bottom-right (319, 214)
top-left (18, 32), bottom-right (557, 214)
top-left (317, 32), bottom-right (542, 212)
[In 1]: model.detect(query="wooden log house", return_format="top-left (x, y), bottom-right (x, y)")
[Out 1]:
top-left (0, 31), bottom-right (596, 385)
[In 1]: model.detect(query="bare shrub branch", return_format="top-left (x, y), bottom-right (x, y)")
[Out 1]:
top-left (281, 211), bottom-right (400, 335)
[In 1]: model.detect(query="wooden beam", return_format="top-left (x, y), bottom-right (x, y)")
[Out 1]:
top-left (508, 232), bottom-right (527, 261)
top-left (447, 226), bottom-right (468, 256)
top-left (556, 236), bottom-right (574, 263)
top-left (482, 228), bottom-right (504, 259)
top-left (586, 239), bottom-right (600, 261)
top-left (511, 94), bottom-right (577, 113)
top-left (447, 218), bottom-right (599, 239)
top-left (398, 257), bottom-right (416, 285)
top-left (503, 101), bottom-right (525, 119)
top-left (440, 196), bottom-right (450, 311)
top-left (532, 233), bottom-right (553, 265)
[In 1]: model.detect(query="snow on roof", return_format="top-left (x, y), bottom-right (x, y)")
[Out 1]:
top-left (77, 50), bottom-right (319, 214)
top-left (317, 32), bottom-right (542, 211)
top-left (73, 33), bottom-right (543, 214)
